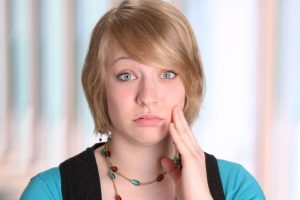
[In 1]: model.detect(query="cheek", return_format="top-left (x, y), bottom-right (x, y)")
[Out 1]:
top-left (105, 84), bottom-right (122, 119)
top-left (164, 85), bottom-right (186, 108)
top-left (106, 85), bottom-right (135, 116)
top-left (162, 87), bottom-right (185, 124)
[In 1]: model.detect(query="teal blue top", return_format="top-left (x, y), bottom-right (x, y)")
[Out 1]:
top-left (21, 159), bottom-right (265, 200)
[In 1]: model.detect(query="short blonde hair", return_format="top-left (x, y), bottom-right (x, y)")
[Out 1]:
top-left (82, 0), bottom-right (205, 133)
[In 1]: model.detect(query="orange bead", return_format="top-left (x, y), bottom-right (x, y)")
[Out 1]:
top-left (115, 194), bottom-right (122, 200)
top-left (111, 166), bottom-right (118, 172)
top-left (106, 150), bottom-right (111, 157)
top-left (156, 174), bottom-right (164, 182)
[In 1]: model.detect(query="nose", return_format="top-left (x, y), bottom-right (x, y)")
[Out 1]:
top-left (136, 78), bottom-right (158, 107)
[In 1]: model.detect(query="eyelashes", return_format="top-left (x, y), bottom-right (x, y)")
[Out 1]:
top-left (160, 71), bottom-right (177, 79)
top-left (117, 73), bottom-right (137, 81)
top-left (116, 71), bottom-right (177, 81)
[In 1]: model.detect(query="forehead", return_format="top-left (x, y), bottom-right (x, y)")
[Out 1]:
top-left (107, 43), bottom-right (129, 63)
top-left (106, 41), bottom-right (176, 71)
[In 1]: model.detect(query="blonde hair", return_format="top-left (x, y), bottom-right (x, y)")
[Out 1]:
top-left (82, 0), bottom-right (205, 133)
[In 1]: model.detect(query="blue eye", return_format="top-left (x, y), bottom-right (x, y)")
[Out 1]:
top-left (117, 73), bottom-right (137, 81)
top-left (161, 71), bottom-right (177, 79)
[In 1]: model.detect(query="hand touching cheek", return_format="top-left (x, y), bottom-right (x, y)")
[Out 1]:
top-left (161, 107), bottom-right (213, 200)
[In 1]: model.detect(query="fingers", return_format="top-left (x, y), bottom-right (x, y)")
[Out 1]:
top-left (170, 106), bottom-right (202, 155)
top-left (177, 107), bottom-right (199, 149)
top-left (169, 122), bottom-right (190, 156)
top-left (171, 107), bottom-right (192, 153)
top-left (161, 157), bottom-right (181, 183)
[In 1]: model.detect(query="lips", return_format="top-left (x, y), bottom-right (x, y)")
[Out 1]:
top-left (133, 114), bottom-right (164, 126)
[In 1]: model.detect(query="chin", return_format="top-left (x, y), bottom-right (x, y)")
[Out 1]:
top-left (132, 127), bottom-right (170, 146)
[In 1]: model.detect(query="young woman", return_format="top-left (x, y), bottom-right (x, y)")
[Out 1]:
top-left (21, 0), bottom-right (265, 199)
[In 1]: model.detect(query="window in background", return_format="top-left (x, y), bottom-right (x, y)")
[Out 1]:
top-left (183, 0), bottom-right (258, 174)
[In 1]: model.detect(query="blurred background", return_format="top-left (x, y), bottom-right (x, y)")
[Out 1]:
top-left (0, 0), bottom-right (299, 199)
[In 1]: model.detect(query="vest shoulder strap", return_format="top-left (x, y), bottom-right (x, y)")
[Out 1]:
top-left (59, 143), bottom-right (102, 200)
top-left (205, 152), bottom-right (225, 200)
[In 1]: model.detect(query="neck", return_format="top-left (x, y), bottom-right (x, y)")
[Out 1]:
top-left (108, 134), bottom-right (174, 181)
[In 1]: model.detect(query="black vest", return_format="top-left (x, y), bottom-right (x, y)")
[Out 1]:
top-left (59, 143), bottom-right (225, 200)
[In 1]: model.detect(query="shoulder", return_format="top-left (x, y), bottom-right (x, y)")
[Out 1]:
top-left (217, 159), bottom-right (266, 200)
top-left (20, 144), bottom-right (103, 200)
top-left (20, 167), bottom-right (62, 200)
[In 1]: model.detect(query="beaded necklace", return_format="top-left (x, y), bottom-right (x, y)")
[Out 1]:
top-left (101, 137), bottom-right (181, 200)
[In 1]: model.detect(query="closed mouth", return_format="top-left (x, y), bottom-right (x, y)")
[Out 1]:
top-left (133, 114), bottom-right (164, 126)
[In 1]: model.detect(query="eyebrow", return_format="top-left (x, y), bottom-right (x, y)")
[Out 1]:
top-left (111, 56), bottom-right (132, 66)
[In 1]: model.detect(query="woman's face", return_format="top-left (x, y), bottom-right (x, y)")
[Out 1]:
top-left (105, 46), bottom-right (186, 146)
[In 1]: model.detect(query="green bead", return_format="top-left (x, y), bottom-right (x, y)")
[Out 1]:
top-left (108, 171), bottom-right (116, 180)
top-left (101, 148), bottom-right (111, 157)
top-left (130, 179), bottom-right (141, 186)
top-left (101, 149), bottom-right (107, 156)
top-left (173, 154), bottom-right (181, 166)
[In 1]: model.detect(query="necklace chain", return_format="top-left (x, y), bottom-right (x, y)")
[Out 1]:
top-left (101, 138), bottom-right (181, 200)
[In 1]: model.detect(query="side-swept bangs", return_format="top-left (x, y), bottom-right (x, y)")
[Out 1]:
top-left (82, 0), bottom-right (205, 133)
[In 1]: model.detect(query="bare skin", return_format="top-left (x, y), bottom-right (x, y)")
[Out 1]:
top-left (94, 107), bottom-right (212, 200)
top-left (94, 44), bottom-right (212, 199)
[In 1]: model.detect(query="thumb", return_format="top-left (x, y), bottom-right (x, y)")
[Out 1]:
top-left (161, 157), bottom-right (181, 183)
